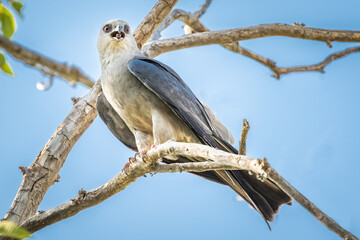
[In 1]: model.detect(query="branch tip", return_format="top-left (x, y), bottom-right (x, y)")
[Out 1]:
top-left (18, 166), bottom-right (28, 175)
top-left (71, 97), bottom-right (80, 105)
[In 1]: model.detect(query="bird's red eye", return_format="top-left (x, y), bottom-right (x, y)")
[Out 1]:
top-left (124, 25), bottom-right (130, 34)
top-left (103, 24), bottom-right (112, 33)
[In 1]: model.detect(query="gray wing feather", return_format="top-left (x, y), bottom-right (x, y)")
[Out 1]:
top-left (97, 92), bottom-right (228, 185)
top-left (128, 57), bottom-right (291, 226)
top-left (96, 93), bottom-right (137, 151)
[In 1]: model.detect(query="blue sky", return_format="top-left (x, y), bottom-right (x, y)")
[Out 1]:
top-left (1, 0), bottom-right (359, 239)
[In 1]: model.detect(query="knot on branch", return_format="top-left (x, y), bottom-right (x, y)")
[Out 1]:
top-left (19, 166), bottom-right (29, 176)
top-left (53, 174), bottom-right (61, 184)
top-left (71, 188), bottom-right (87, 204)
top-left (251, 158), bottom-right (269, 182)
top-left (71, 97), bottom-right (80, 105)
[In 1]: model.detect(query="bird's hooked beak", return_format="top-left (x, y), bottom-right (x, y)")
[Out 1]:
top-left (111, 25), bottom-right (125, 41)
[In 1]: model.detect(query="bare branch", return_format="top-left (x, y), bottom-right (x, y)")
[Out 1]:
top-left (149, 9), bottom-right (185, 41)
top-left (148, 9), bottom-right (360, 79)
top-left (2, 0), bottom-right (180, 233)
top-left (2, 81), bottom-right (101, 226)
top-left (19, 142), bottom-right (358, 240)
top-left (272, 45), bottom-right (360, 78)
top-left (133, 0), bottom-right (179, 49)
top-left (193, 0), bottom-right (212, 19)
top-left (21, 160), bottom-right (148, 233)
top-left (239, 119), bottom-right (250, 155)
top-left (20, 142), bottom-right (265, 233)
top-left (150, 0), bottom-right (212, 41)
top-left (0, 36), bottom-right (94, 88)
top-left (142, 24), bottom-right (360, 58)
top-left (266, 166), bottom-right (359, 240)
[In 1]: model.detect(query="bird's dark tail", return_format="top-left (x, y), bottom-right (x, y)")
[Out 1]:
top-left (163, 137), bottom-right (292, 229)
top-left (211, 135), bottom-right (292, 228)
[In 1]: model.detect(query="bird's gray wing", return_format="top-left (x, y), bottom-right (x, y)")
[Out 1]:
top-left (96, 93), bottom-right (137, 151)
top-left (128, 56), bottom-right (291, 226)
top-left (97, 92), bottom-right (228, 185)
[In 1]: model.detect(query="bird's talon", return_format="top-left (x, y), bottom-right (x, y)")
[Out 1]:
top-left (129, 156), bottom-right (136, 164)
top-left (122, 162), bottom-right (131, 175)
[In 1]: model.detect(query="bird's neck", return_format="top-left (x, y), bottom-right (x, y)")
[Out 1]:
top-left (100, 48), bottom-right (141, 72)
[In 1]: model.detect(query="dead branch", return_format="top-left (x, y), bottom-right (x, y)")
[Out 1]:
top-left (19, 141), bottom-right (358, 240)
top-left (266, 166), bottom-right (358, 240)
top-left (133, 0), bottom-right (179, 49)
top-left (19, 142), bottom-right (268, 233)
top-left (1, 0), bottom-right (179, 234)
top-left (272, 45), bottom-right (360, 78)
top-left (2, 81), bottom-right (101, 225)
top-left (149, 0), bottom-right (211, 41)
top-left (150, 9), bottom-right (360, 79)
top-left (193, 0), bottom-right (212, 19)
top-left (239, 119), bottom-right (250, 155)
top-left (0, 36), bottom-right (94, 88)
top-left (142, 23), bottom-right (360, 58)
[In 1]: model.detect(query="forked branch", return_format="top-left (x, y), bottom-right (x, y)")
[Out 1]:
top-left (1, 0), bottom-right (179, 234)
top-left (20, 141), bottom-right (358, 240)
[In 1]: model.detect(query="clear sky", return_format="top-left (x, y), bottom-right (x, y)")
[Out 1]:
top-left (1, 0), bottom-right (359, 239)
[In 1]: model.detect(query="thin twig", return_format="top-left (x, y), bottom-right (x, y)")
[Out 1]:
top-left (0, 36), bottom-right (94, 88)
top-left (150, 0), bottom-right (212, 42)
top-left (193, 0), bottom-right (212, 19)
top-left (239, 119), bottom-right (250, 155)
top-left (133, 0), bottom-right (179, 49)
top-left (273, 45), bottom-right (360, 78)
top-left (267, 167), bottom-right (359, 240)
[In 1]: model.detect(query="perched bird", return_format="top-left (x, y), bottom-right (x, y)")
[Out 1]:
top-left (97, 19), bottom-right (292, 228)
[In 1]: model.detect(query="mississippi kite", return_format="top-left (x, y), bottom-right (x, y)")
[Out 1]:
top-left (97, 19), bottom-right (291, 227)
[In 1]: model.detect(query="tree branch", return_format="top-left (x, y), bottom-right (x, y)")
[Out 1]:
top-left (239, 119), bottom-right (250, 155)
top-left (142, 23), bottom-right (360, 58)
top-left (2, 81), bottom-right (101, 226)
top-left (149, 0), bottom-right (211, 41)
top-left (19, 142), bottom-right (267, 233)
top-left (0, 36), bottom-right (94, 88)
top-left (271, 45), bottom-right (360, 78)
top-left (148, 8), bottom-right (360, 79)
top-left (193, 0), bottom-right (212, 19)
top-left (266, 166), bottom-right (358, 240)
top-left (19, 142), bottom-right (358, 240)
top-left (133, 0), bottom-right (179, 49)
top-left (21, 160), bottom-right (149, 233)
top-left (1, 0), bottom-right (179, 234)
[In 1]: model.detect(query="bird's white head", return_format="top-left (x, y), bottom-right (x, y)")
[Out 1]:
top-left (97, 19), bottom-right (139, 60)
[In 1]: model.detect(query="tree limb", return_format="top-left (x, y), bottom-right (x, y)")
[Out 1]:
top-left (19, 142), bottom-right (268, 233)
top-left (266, 166), bottom-right (358, 240)
top-left (148, 8), bottom-right (360, 79)
top-left (133, 0), bottom-right (179, 49)
top-left (142, 23), bottom-right (360, 58)
top-left (19, 141), bottom-right (358, 240)
top-left (239, 119), bottom-right (250, 155)
top-left (193, 0), bottom-right (212, 19)
top-left (2, 81), bottom-right (101, 226)
top-left (0, 36), bottom-right (94, 88)
top-left (1, 0), bottom-right (179, 234)
top-left (271, 45), bottom-right (360, 78)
